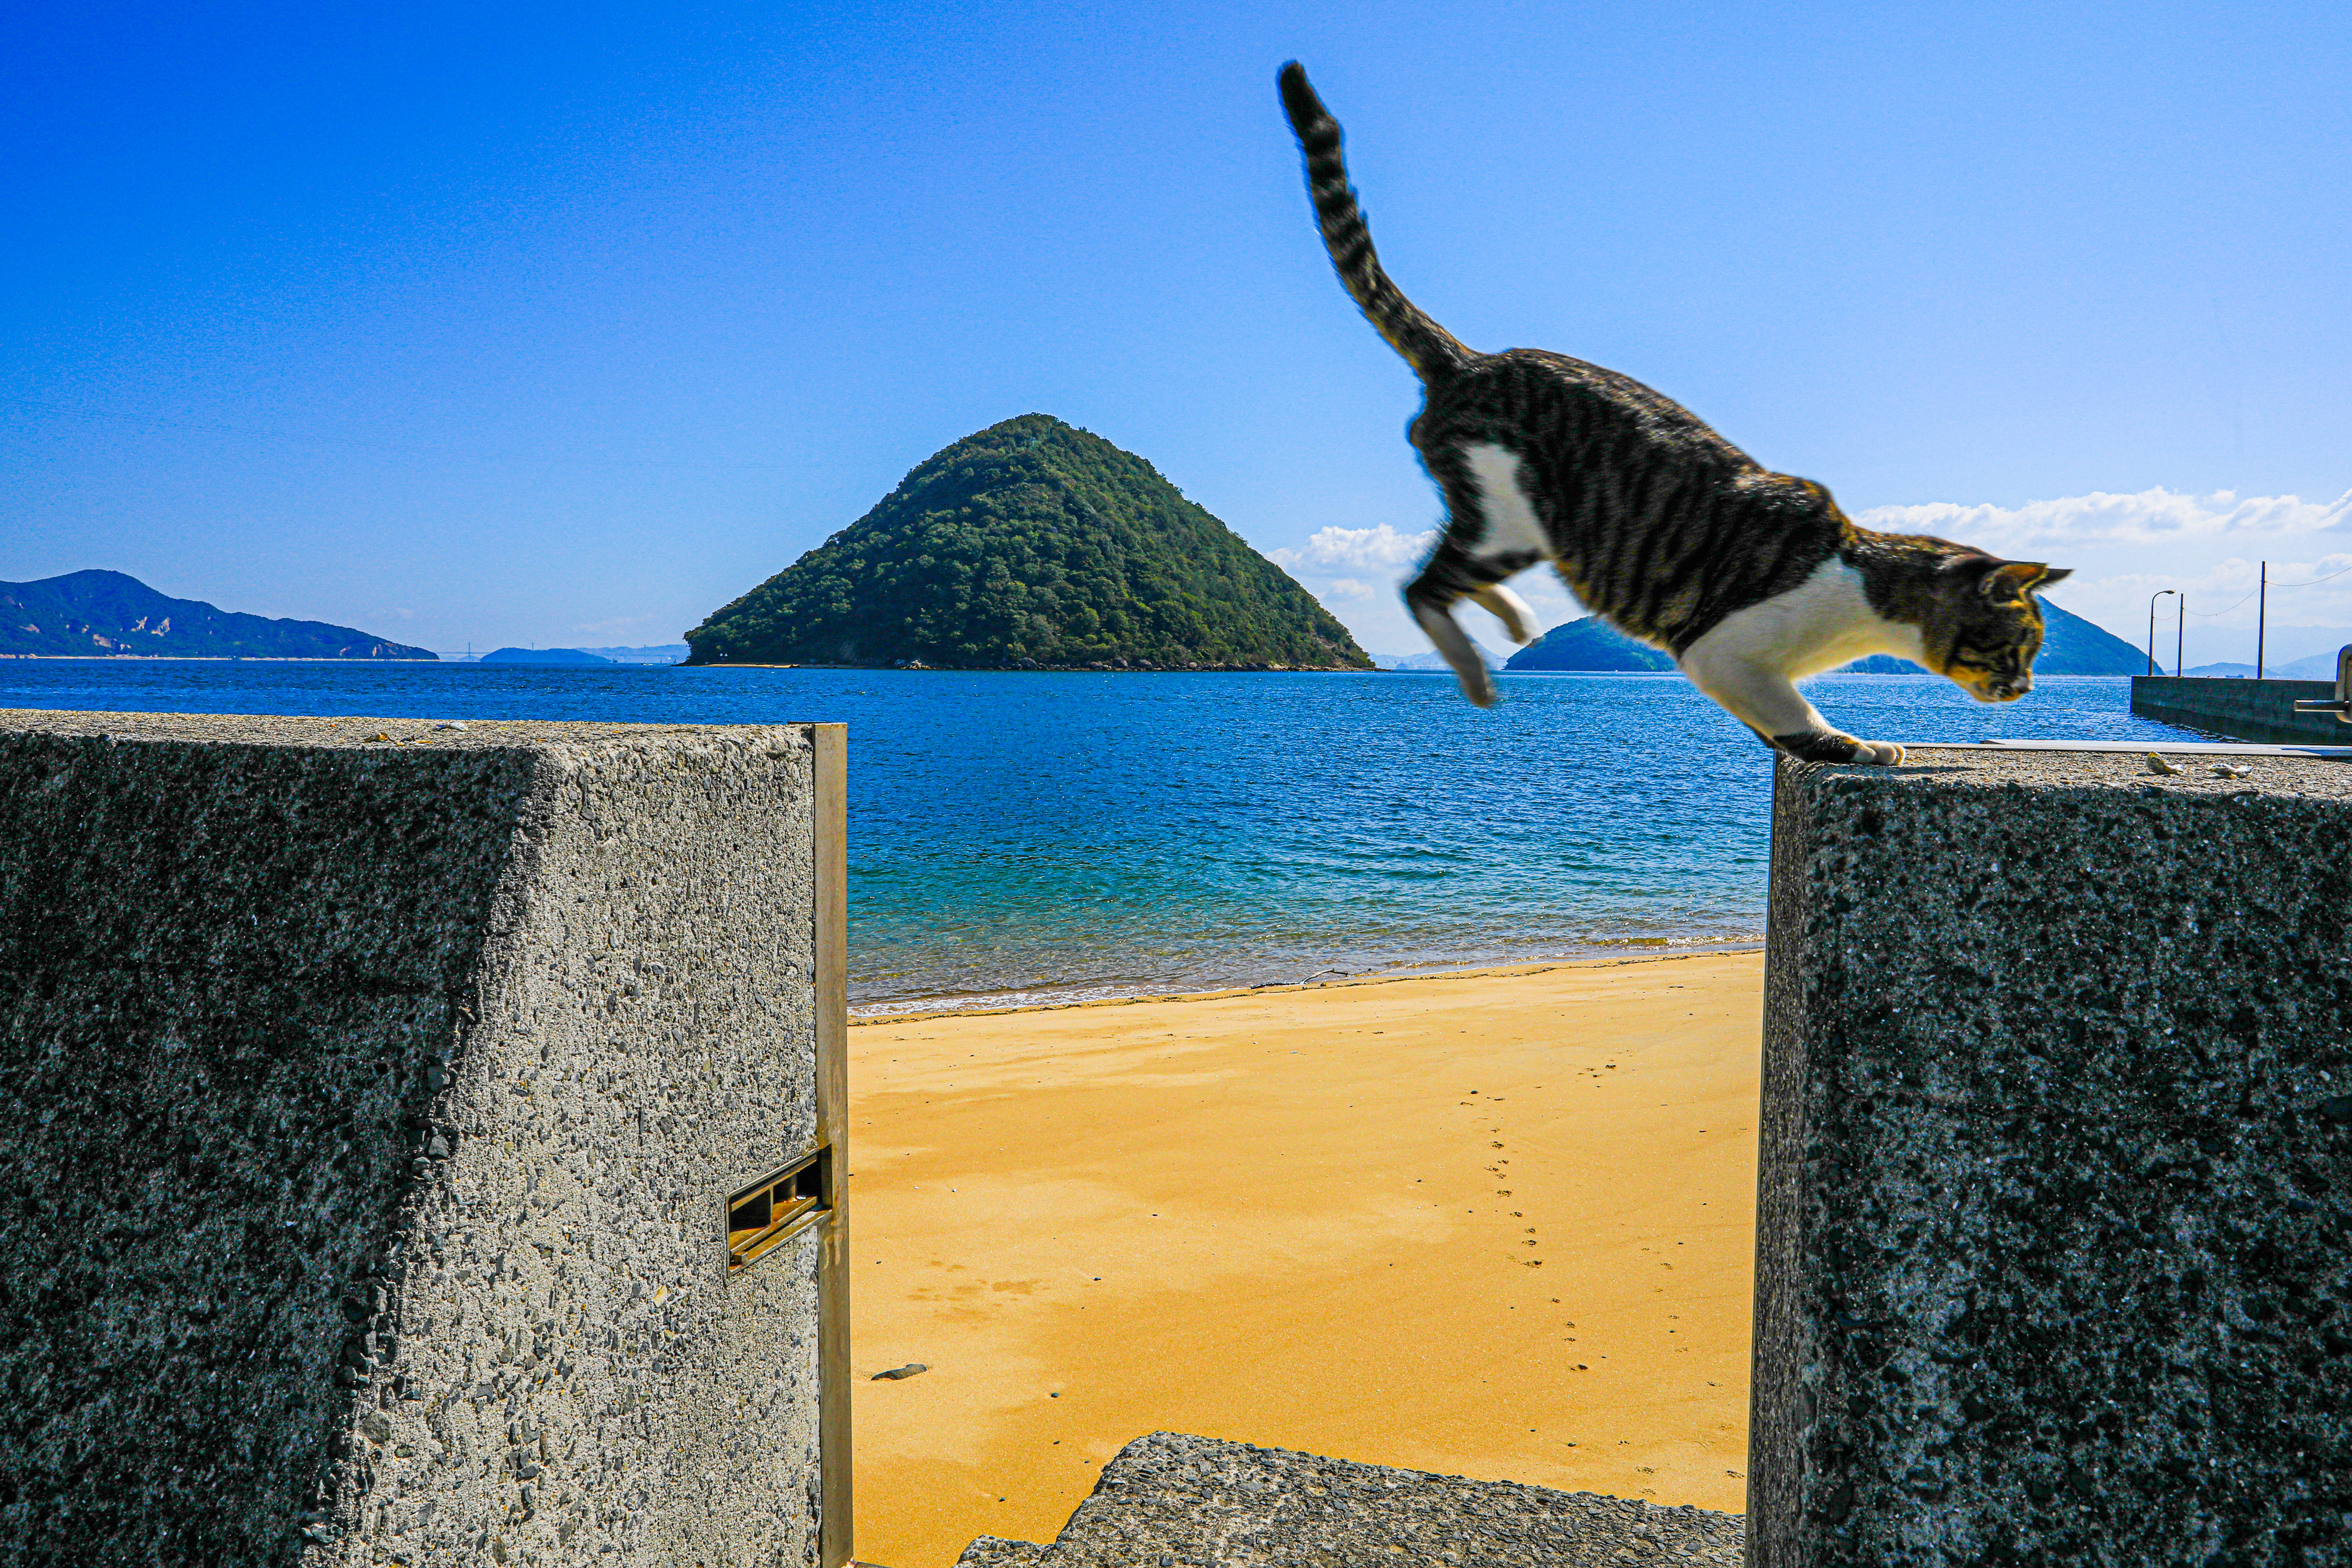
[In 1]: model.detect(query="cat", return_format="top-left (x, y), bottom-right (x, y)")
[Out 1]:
top-left (1277, 62), bottom-right (2068, 766)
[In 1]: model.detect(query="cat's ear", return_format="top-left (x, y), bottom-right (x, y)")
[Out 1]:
top-left (1979, 561), bottom-right (2067, 601)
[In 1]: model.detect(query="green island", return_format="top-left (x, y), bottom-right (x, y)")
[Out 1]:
top-left (685, 415), bottom-right (1371, 671)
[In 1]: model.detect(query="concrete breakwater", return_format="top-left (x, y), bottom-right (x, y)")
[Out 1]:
top-left (2132, 673), bottom-right (2346, 744)
top-left (0, 712), bottom-right (849, 1567)
top-left (1754, 746), bottom-right (2352, 1565)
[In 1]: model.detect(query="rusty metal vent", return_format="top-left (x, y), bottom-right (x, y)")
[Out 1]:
top-left (727, 1147), bottom-right (829, 1272)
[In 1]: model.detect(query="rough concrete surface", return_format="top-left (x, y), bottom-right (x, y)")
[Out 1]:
top-left (954, 1432), bottom-right (1742, 1567)
top-left (1755, 746), bottom-right (2352, 1567)
top-left (0, 711), bottom-right (832, 1567)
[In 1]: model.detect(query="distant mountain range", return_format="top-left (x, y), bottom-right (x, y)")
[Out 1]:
top-left (0, 570), bottom-right (434, 660)
top-left (1499, 599), bottom-right (2147, 676)
top-left (582, 643), bottom-right (688, 664)
top-left (1369, 639), bottom-right (1505, 672)
top-left (2181, 651), bottom-right (2346, 681)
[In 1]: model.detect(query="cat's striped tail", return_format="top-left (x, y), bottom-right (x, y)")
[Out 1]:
top-left (1278, 62), bottom-right (1471, 384)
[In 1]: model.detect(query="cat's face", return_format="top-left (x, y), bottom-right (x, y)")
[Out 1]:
top-left (1927, 560), bottom-right (2071, 703)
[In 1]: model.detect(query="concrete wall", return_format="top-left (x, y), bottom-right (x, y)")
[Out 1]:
top-left (2132, 674), bottom-right (2345, 744)
top-left (1755, 747), bottom-right (2352, 1566)
top-left (0, 711), bottom-right (848, 1568)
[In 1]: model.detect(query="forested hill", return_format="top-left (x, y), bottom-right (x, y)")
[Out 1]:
top-left (0, 570), bottom-right (435, 660)
top-left (685, 415), bottom-right (1371, 670)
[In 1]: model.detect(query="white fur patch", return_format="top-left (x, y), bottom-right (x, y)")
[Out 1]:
top-left (1677, 558), bottom-right (1924, 740)
top-left (1462, 443), bottom-right (1550, 562)
top-left (1685, 559), bottom-right (1921, 680)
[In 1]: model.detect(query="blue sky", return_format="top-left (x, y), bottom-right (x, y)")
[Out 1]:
top-left (5, 0), bottom-right (2348, 664)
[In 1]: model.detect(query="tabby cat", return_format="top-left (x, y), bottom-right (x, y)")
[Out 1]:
top-left (1278, 63), bottom-right (2067, 765)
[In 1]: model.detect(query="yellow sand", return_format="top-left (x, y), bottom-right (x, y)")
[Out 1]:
top-left (847, 951), bottom-right (1764, 1568)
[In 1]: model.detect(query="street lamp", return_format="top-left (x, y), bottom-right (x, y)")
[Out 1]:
top-left (2148, 590), bottom-right (2175, 675)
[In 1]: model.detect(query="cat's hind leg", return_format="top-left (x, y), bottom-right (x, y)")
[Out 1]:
top-left (1677, 644), bottom-right (1906, 765)
top-left (1403, 539), bottom-right (1525, 706)
top-left (1467, 582), bottom-right (1540, 646)
top-left (1409, 597), bottom-right (1498, 707)
top-left (1455, 443), bottom-right (1547, 647)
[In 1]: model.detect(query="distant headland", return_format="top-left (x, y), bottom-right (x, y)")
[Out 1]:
top-left (684, 415), bottom-right (1371, 671)
top-left (478, 647), bottom-right (614, 666)
top-left (0, 570), bottom-right (435, 661)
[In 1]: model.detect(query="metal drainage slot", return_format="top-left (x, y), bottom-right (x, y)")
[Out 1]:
top-left (727, 1148), bottom-right (830, 1272)
top-left (2291, 646), bottom-right (2352, 723)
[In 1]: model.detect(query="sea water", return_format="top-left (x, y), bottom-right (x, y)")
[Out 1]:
top-left (3, 662), bottom-right (2200, 1012)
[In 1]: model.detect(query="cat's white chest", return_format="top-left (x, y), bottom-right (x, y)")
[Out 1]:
top-left (1684, 559), bottom-right (1922, 679)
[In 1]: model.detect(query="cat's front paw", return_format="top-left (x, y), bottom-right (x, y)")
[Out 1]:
top-left (1776, 732), bottom-right (1906, 766)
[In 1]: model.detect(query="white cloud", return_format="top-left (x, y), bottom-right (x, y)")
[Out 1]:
top-left (1858, 488), bottom-right (2352, 552)
top-left (1855, 485), bottom-right (2352, 665)
top-left (1269, 522), bottom-right (1436, 573)
top-left (1319, 578), bottom-right (1378, 601)
top-left (2057, 553), bottom-right (2352, 636)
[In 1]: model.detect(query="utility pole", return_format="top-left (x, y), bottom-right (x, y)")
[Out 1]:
top-left (2257, 563), bottom-right (2267, 680)
top-left (2176, 594), bottom-right (2186, 678)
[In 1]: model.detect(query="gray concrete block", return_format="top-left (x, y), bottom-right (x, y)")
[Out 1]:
top-left (957, 1432), bottom-right (1743, 1566)
top-left (1755, 747), bottom-right (2352, 1566)
top-left (0, 711), bottom-right (847, 1567)
top-left (955, 1539), bottom-right (1053, 1567)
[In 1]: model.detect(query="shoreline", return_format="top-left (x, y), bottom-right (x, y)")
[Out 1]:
top-left (849, 943), bottom-right (1766, 1025)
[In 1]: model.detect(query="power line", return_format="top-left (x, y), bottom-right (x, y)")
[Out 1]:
top-left (2182, 590), bottom-right (2259, 619)
top-left (2265, 559), bottom-right (2352, 591)
top-left (2181, 559), bottom-right (2352, 617)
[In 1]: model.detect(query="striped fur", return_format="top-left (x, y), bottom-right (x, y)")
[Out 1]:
top-left (1276, 62), bottom-right (2068, 763)
top-left (1276, 65), bottom-right (1468, 381)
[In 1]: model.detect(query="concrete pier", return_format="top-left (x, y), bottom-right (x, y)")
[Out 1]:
top-left (0, 712), bottom-right (848, 1567)
top-left (1754, 747), bottom-right (2352, 1566)
top-left (2131, 674), bottom-right (2345, 744)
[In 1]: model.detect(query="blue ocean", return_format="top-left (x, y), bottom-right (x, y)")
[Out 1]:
top-left (4, 663), bottom-right (2200, 1013)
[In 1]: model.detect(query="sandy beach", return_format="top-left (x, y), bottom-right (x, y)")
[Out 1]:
top-left (846, 950), bottom-right (1765, 1568)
